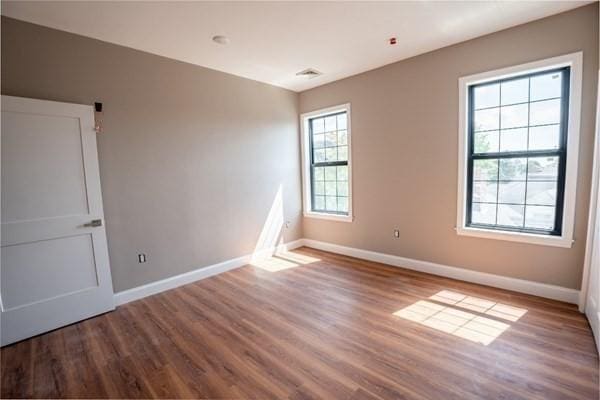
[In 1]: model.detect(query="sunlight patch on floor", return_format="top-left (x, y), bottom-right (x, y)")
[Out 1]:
top-left (251, 256), bottom-right (299, 272)
top-left (275, 251), bottom-right (320, 265)
top-left (393, 290), bottom-right (528, 345)
top-left (251, 251), bottom-right (321, 272)
top-left (429, 290), bottom-right (527, 322)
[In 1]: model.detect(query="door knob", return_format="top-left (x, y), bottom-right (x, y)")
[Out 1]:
top-left (83, 219), bottom-right (103, 227)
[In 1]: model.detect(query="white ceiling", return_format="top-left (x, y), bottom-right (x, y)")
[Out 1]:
top-left (1, 1), bottom-right (591, 92)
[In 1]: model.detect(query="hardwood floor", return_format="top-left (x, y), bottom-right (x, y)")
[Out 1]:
top-left (1, 247), bottom-right (598, 399)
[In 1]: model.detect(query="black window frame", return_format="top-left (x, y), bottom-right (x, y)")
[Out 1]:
top-left (466, 66), bottom-right (570, 236)
top-left (308, 111), bottom-right (349, 216)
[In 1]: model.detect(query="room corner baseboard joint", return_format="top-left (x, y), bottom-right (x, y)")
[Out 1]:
top-left (113, 239), bottom-right (304, 306)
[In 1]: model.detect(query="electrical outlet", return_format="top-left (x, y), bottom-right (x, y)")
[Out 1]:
top-left (285, 221), bottom-right (291, 229)
top-left (394, 229), bottom-right (400, 238)
top-left (138, 253), bottom-right (147, 263)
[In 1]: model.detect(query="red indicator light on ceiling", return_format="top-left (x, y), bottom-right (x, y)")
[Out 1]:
top-left (389, 37), bottom-right (397, 45)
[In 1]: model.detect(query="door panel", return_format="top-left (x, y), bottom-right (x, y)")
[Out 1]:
top-left (2, 234), bottom-right (98, 310)
top-left (2, 112), bottom-right (89, 222)
top-left (1, 95), bottom-right (114, 346)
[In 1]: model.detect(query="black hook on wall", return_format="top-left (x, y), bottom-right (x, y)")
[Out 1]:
top-left (94, 102), bottom-right (103, 133)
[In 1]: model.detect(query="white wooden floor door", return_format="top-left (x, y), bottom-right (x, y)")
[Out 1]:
top-left (1, 95), bottom-right (114, 346)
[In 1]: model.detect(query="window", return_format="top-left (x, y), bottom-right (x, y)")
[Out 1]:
top-left (301, 104), bottom-right (352, 222)
top-left (457, 53), bottom-right (582, 247)
top-left (469, 68), bottom-right (569, 233)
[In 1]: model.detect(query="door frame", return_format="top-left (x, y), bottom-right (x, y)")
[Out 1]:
top-left (579, 71), bottom-right (600, 352)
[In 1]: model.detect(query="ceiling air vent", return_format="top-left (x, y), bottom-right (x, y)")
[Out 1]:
top-left (296, 68), bottom-right (322, 79)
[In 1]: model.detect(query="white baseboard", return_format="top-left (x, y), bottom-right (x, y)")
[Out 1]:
top-left (113, 239), bottom-right (303, 306)
top-left (114, 237), bottom-right (580, 307)
top-left (301, 239), bottom-right (580, 305)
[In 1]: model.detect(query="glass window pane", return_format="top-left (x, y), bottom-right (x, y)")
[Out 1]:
top-left (325, 116), bottom-right (336, 132)
top-left (314, 148), bottom-right (325, 162)
top-left (337, 166), bottom-right (348, 181)
top-left (497, 204), bottom-right (524, 227)
top-left (338, 130), bottom-right (348, 145)
top-left (499, 158), bottom-right (526, 180)
top-left (325, 132), bottom-right (337, 147)
top-left (500, 103), bottom-right (528, 129)
top-left (325, 181), bottom-right (336, 196)
top-left (527, 157), bottom-right (558, 181)
top-left (525, 206), bottom-right (555, 230)
top-left (338, 146), bottom-right (348, 161)
top-left (337, 113), bottom-right (347, 130)
top-left (530, 98), bottom-right (561, 126)
top-left (314, 196), bottom-right (325, 210)
top-left (498, 181), bottom-right (526, 204)
top-left (314, 167), bottom-right (324, 181)
top-left (325, 147), bottom-right (337, 161)
top-left (314, 181), bottom-right (325, 195)
top-left (474, 84), bottom-right (499, 110)
top-left (529, 125), bottom-right (560, 151)
top-left (325, 196), bottom-right (337, 211)
top-left (474, 130), bottom-right (499, 153)
top-left (312, 118), bottom-right (324, 134)
top-left (324, 166), bottom-right (337, 181)
top-left (468, 71), bottom-right (566, 234)
top-left (313, 134), bottom-right (325, 149)
top-left (472, 202), bottom-right (496, 225)
top-left (473, 159), bottom-right (498, 181)
top-left (337, 197), bottom-right (348, 213)
top-left (530, 72), bottom-right (562, 102)
top-left (526, 181), bottom-right (557, 206)
top-left (474, 108), bottom-right (499, 131)
top-left (473, 181), bottom-right (498, 203)
top-left (337, 181), bottom-right (348, 197)
top-left (501, 78), bottom-right (529, 106)
top-left (499, 128), bottom-right (528, 152)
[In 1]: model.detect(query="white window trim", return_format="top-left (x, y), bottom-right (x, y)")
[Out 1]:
top-left (456, 52), bottom-right (583, 248)
top-left (300, 103), bottom-right (353, 222)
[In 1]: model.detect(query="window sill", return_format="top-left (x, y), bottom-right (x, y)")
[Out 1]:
top-left (456, 226), bottom-right (573, 248)
top-left (304, 211), bottom-right (353, 223)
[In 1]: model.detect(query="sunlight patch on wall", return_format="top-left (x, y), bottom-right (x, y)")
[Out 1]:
top-left (393, 290), bottom-right (527, 345)
top-left (252, 185), bottom-right (284, 262)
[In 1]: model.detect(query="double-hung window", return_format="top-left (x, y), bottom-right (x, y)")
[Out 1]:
top-left (457, 53), bottom-right (582, 247)
top-left (301, 104), bottom-right (352, 222)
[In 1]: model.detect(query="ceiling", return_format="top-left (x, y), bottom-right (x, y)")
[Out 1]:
top-left (1, 1), bottom-right (591, 92)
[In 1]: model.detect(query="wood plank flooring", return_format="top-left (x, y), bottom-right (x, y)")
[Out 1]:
top-left (1, 247), bottom-right (598, 399)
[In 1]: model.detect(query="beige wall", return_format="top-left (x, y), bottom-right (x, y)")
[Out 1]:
top-left (299, 4), bottom-right (599, 290)
top-left (2, 5), bottom-right (597, 293)
top-left (1, 17), bottom-right (303, 292)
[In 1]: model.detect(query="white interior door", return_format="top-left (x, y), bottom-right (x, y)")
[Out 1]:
top-left (1, 95), bottom-right (114, 346)
top-left (582, 71), bottom-right (600, 352)
top-left (585, 203), bottom-right (599, 351)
